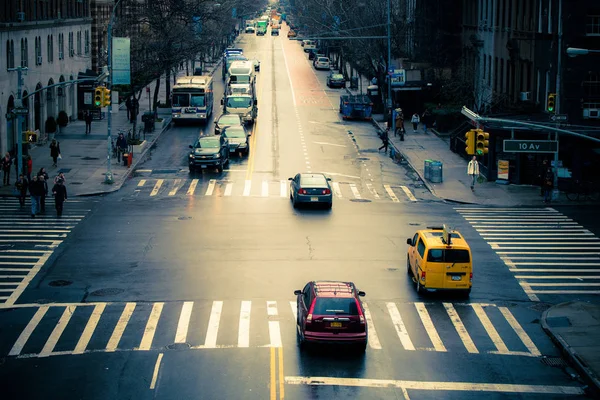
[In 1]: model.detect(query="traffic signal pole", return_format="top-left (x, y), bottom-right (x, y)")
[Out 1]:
top-left (7, 66), bottom-right (27, 178)
top-left (552, 0), bottom-right (563, 199)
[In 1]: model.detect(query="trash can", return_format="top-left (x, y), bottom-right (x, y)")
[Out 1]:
top-left (122, 153), bottom-right (129, 166)
top-left (424, 160), bottom-right (433, 180)
top-left (430, 161), bottom-right (443, 183)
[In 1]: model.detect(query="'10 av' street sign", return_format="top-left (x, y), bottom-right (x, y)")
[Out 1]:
top-left (503, 140), bottom-right (558, 153)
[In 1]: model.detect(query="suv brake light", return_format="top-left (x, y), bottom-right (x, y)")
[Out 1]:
top-left (355, 299), bottom-right (365, 325)
top-left (421, 270), bottom-right (426, 281)
top-left (469, 272), bottom-right (473, 282)
top-left (298, 188), bottom-right (307, 195)
top-left (306, 300), bottom-right (315, 324)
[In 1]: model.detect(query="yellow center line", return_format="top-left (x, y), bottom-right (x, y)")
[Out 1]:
top-left (270, 347), bottom-right (276, 400)
top-left (269, 347), bottom-right (285, 400)
top-left (278, 347), bottom-right (285, 399)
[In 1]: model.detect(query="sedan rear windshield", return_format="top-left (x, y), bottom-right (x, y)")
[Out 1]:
top-left (300, 176), bottom-right (327, 185)
top-left (225, 128), bottom-right (246, 138)
top-left (331, 74), bottom-right (343, 79)
top-left (317, 57), bottom-right (329, 62)
top-left (218, 115), bottom-right (241, 125)
top-left (313, 298), bottom-right (359, 316)
top-left (427, 249), bottom-right (470, 263)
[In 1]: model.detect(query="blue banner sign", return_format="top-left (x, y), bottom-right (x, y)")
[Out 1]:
top-left (112, 38), bottom-right (131, 85)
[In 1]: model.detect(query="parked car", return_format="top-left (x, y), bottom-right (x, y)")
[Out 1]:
top-left (327, 72), bottom-right (345, 88)
top-left (304, 41), bottom-right (317, 53)
top-left (294, 281), bottom-right (368, 352)
top-left (314, 57), bottom-right (330, 70)
top-left (214, 113), bottom-right (244, 135)
top-left (311, 52), bottom-right (325, 63)
top-left (245, 26), bottom-right (255, 33)
top-left (188, 135), bottom-right (230, 173)
top-left (252, 59), bottom-right (260, 72)
top-left (222, 126), bottom-right (249, 155)
top-left (288, 172), bottom-right (333, 209)
top-left (271, 27), bottom-right (280, 36)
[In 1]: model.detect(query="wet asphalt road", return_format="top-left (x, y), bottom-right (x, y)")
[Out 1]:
top-left (0, 25), bottom-right (595, 400)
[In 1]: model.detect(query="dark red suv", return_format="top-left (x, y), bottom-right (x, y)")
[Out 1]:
top-left (294, 281), bottom-right (368, 351)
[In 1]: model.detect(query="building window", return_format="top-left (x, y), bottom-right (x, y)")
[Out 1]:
top-left (77, 31), bottom-right (82, 55)
top-left (584, 72), bottom-right (600, 97)
top-left (21, 38), bottom-right (28, 68)
top-left (6, 40), bottom-right (15, 69)
top-left (488, 55), bottom-right (492, 86)
top-left (500, 59), bottom-right (504, 93)
top-left (536, 69), bottom-right (541, 103)
top-left (85, 30), bottom-right (90, 55)
top-left (68, 32), bottom-right (74, 57)
top-left (494, 57), bottom-right (498, 92)
top-left (35, 36), bottom-right (42, 65)
top-left (47, 34), bottom-right (54, 62)
top-left (547, 0), bottom-right (552, 33)
top-left (587, 15), bottom-right (600, 35)
top-left (58, 33), bottom-right (64, 60)
top-left (483, 54), bottom-right (487, 81)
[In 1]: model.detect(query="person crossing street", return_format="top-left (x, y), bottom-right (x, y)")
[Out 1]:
top-left (52, 178), bottom-right (68, 217)
top-left (467, 156), bottom-right (480, 191)
top-left (379, 128), bottom-right (390, 154)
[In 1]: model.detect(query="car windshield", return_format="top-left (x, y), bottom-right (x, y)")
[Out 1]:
top-left (198, 138), bottom-right (220, 148)
top-left (313, 298), bottom-right (359, 316)
top-left (318, 58), bottom-right (328, 62)
top-left (300, 175), bottom-right (327, 185)
top-left (226, 97), bottom-right (252, 108)
top-left (218, 115), bottom-right (241, 125)
top-left (172, 94), bottom-right (189, 107)
top-left (225, 128), bottom-right (246, 138)
top-left (427, 249), bottom-right (470, 263)
top-left (331, 74), bottom-right (343, 79)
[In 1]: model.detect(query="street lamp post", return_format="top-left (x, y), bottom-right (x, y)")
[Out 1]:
top-left (387, 0), bottom-right (394, 134)
top-left (553, 0), bottom-right (563, 199)
top-left (566, 47), bottom-right (600, 57)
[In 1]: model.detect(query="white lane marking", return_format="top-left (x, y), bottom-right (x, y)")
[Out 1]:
top-left (281, 35), bottom-right (297, 107)
top-left (262, 180), bottom-right (269, 197)
top-left (482, 232), bottom-right (594, 237)
top-left (313, 141), bottom-right (346, 147)
top-left (472, 304), bottom-right (509, 354)
top-left (366, 183), bottom-right (380, 199)
top-left (415, 303), bottom-right (446, 352)
top-left (136, 169), bottom-right (152, 173)
top-left (503, 262), bottom-right (600, 266)
top-left (149, 353), bottom-right (164, 390)
top-left (168, 179), bottom-right (182, 196)
top-left (283, 376), bottom-right (585, 395)
top-left (516, 275), bottom-right (600, 279)
top-left (204, 301), bottom-right (223, 348)
top-left (9, 306), bottom-right (49, 356)
top-left (186, 179), bottom-right (198, 195)
top-left (238, 301), bottom-right (251, 348)
top-left (174, 302), bottom-right (194, 344)
top-left (243, 180), bottom-right (252, 196)
top-left (386, 302), bottom-right (415, 350)
top-left (331, 182), bottom-right (342, 198)
top-left (384, 185), bottom-right (399, 202)
top-left (205, 179), bottom-right (217, 196)
top-left (526, 282), bottom-right (600, 287)
top-left (224, 183), bottom-right (233, 196)
top-left (150, 180), bottom-right (163, 196)
top-left (290, 301), bottom-right (297, 322)
top-left (322, 172), bottom-right (361, 179)
top-left (280, 180), bottom-right (287, 197)
top-left (362, 303), bottom-right (381, 350)
top-left (73, 303), bottom-right (106, 355)
top-left (443, 303), bottom-right (478, 353)
top-left (499, 307), bottom-right (541, 357)
top-left (106, 303), bottom-right (136, 352)
top-left (267, 301), bottom-right (282, 348)
top-left (139, 302), bottom-right (164, 351)
top-left (529, 290), bottom-right (600, 294)
top-left (494, 246), bottom-right (600, 250)
top-left (510, 269), bottom-right (600, 273)
top-left (349, 183), bottom-right (362, 199)
top-left (400, 185), bottom-right (418, 202)
top-left (138, 180), bottom-right (146, 187)
top-left (39, 305), bottom-right (76, 357)
top-left (4, 252), bottom-right (52, 307)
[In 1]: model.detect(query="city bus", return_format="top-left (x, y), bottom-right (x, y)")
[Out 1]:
top-left (171, 76), bottom-right (214, 124)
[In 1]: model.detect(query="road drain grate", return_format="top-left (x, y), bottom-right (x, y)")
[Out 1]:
top-left (48, 280), bottom-right (72, 287)
top-left (167, 343), bottom-right (191, 350)
top-left (90, 288), bottom-right (124, 296)
top-left (541, 356), bottom-right (567, 368)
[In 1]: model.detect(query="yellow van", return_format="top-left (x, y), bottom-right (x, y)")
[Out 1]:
top-left (406, 225), bottom-right (472, 297)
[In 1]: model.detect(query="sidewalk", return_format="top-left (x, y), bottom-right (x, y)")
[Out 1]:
top-left (0, 59), bottom-right (222, 197)
top-left (343, 74), bottom-right (571, 206)
top-left (541, 302), bottom-right (600, 396)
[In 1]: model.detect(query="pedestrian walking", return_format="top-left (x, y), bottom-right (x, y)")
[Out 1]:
top-left (538, 159), bottom-right (548, 196)
top-left (26, 155), bottom-right (33, 182)
top-left (15, 174), bottom-right (28, 207)
top-left (126, 97), bottom-right (132, 121)
top-left (37, 167), bottom-right (49, 181)
top-left (29, 175), bottom-right (41, 217)
top-left (394, 108), bottom-right (405, 141)
top-left (116, 132), bottom-right (128, 163)
top-left (39, 175), bottom-right (48, 213)
top-left (130, 98), bottom-right (139, 123)
top-left (467, 156), bottom-right (480, 191)
top-left (54, 172), bottom-right (66, 185)
top-left (411, 113), bottom-right (420, 133)
top-left (2, 152), bottom-right (11, 186)
top-left (542, 166), bottom-right (554, 203)
top-left (379, 129), bottom-right (390, 153)
top-left (52, 178), bottom-right (68, 217)
top-left (85, 111), bottom-right (93, 134)
top-left (386, 108), bottom-right (393, 131)
top-left (421, 110), bottom-right (431, 134)
top-left (50, 139), bottom-right (61, 167)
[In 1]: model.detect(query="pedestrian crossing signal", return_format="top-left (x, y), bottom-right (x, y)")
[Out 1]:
top-left (476, 129), bottom-right (489, 155)
top-left (94, 87), bottom-right (103, 107)
top-left (465, 130), bottom-right (476, 155)
top-left (102, 87), bottom-right (111, 107)
top-left (546, 93), bottom-right (556, 113)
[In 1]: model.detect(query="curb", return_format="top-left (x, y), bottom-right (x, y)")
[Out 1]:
top-left (541, 303), bottom-right (600, 397)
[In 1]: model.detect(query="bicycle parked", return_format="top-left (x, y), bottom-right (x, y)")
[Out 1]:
top-left (565, 179), bottom-right (600, 202)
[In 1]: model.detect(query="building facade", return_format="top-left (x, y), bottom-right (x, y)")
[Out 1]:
top-left (1, 0), bottom-right (93, 156)
top-left (91, 0), bottom-right (111, 74)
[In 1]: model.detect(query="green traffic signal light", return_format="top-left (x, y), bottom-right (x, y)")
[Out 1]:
top-left (94, 87), bottom-right (103, 107)
top-left (547, 93), bottom-right (556, 113)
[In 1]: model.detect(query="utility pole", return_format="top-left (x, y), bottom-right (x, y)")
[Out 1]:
top-left (553, 0), bottom-right (563, 199)
top-left (8, 66), bottom-right (28, 177)
top-left (387, 0), bottom-right (394, 134)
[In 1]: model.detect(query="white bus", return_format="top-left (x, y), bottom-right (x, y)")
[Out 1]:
top-left (171, 76), bottom-right (214, 124)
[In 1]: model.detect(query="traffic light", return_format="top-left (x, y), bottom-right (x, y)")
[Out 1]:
top-left (94, 87), bottom-right (103, 107)
top-left (465, 130), bottom-right (476, 155)
top-left (547, 93), bottom-right (556, 113)
top-left (475, 129), bottom-right (489, 155)
top-left (102, 87), bottom-right (111, 107)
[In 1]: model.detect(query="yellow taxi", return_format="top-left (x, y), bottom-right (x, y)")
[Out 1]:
top-left (406, 225), bottom-right (472, 297)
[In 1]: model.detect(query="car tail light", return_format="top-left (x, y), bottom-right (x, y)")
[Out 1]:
top-left (298, 188), bottom-right (307, 195)
top-left (420, 270), bottom-right (426, 281)
top-left (469, 272), bottom-right (473, 283)
top-left (356, 299), bottom-right (365, 325)
top-left (306, 301), bottom-right (315, 325)
top-left (322, 189), bottom-right (331, 194)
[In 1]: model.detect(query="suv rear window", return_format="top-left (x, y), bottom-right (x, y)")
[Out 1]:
top-left (313, 298), bottom-right (359, 315)
top-left (427, 249), bottom-right (470, 263)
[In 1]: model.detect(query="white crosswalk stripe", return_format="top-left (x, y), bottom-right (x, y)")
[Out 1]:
top-left (3, 300), bottom-right (540, 358)
top-left (456, 207), bottom-right (600, 301)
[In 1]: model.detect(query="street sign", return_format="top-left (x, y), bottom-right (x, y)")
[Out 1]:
top-left (550, 114), bottom-right (568, 122)
top-left (13, 108), bottom-right (28, 115)
top-left (503, 140), bottom-right (558, 153)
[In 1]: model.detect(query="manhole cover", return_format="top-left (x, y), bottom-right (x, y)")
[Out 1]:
top-left (529, 303), bottom-right (552, 313)
top-left (89, 288), bottom-right (124, 296)
top-left (350, 199), bottom-right (372, 203)
top-left (178, 216), bottom-right (192, 220)
top-left (48, 280), bottom-right (72, 287)
top-left (81, 157), bottom-right (99, 161)
top-left (166, 343), bottom-right (191, 350)
top-left (541, 356), bottom-right (567, 368)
